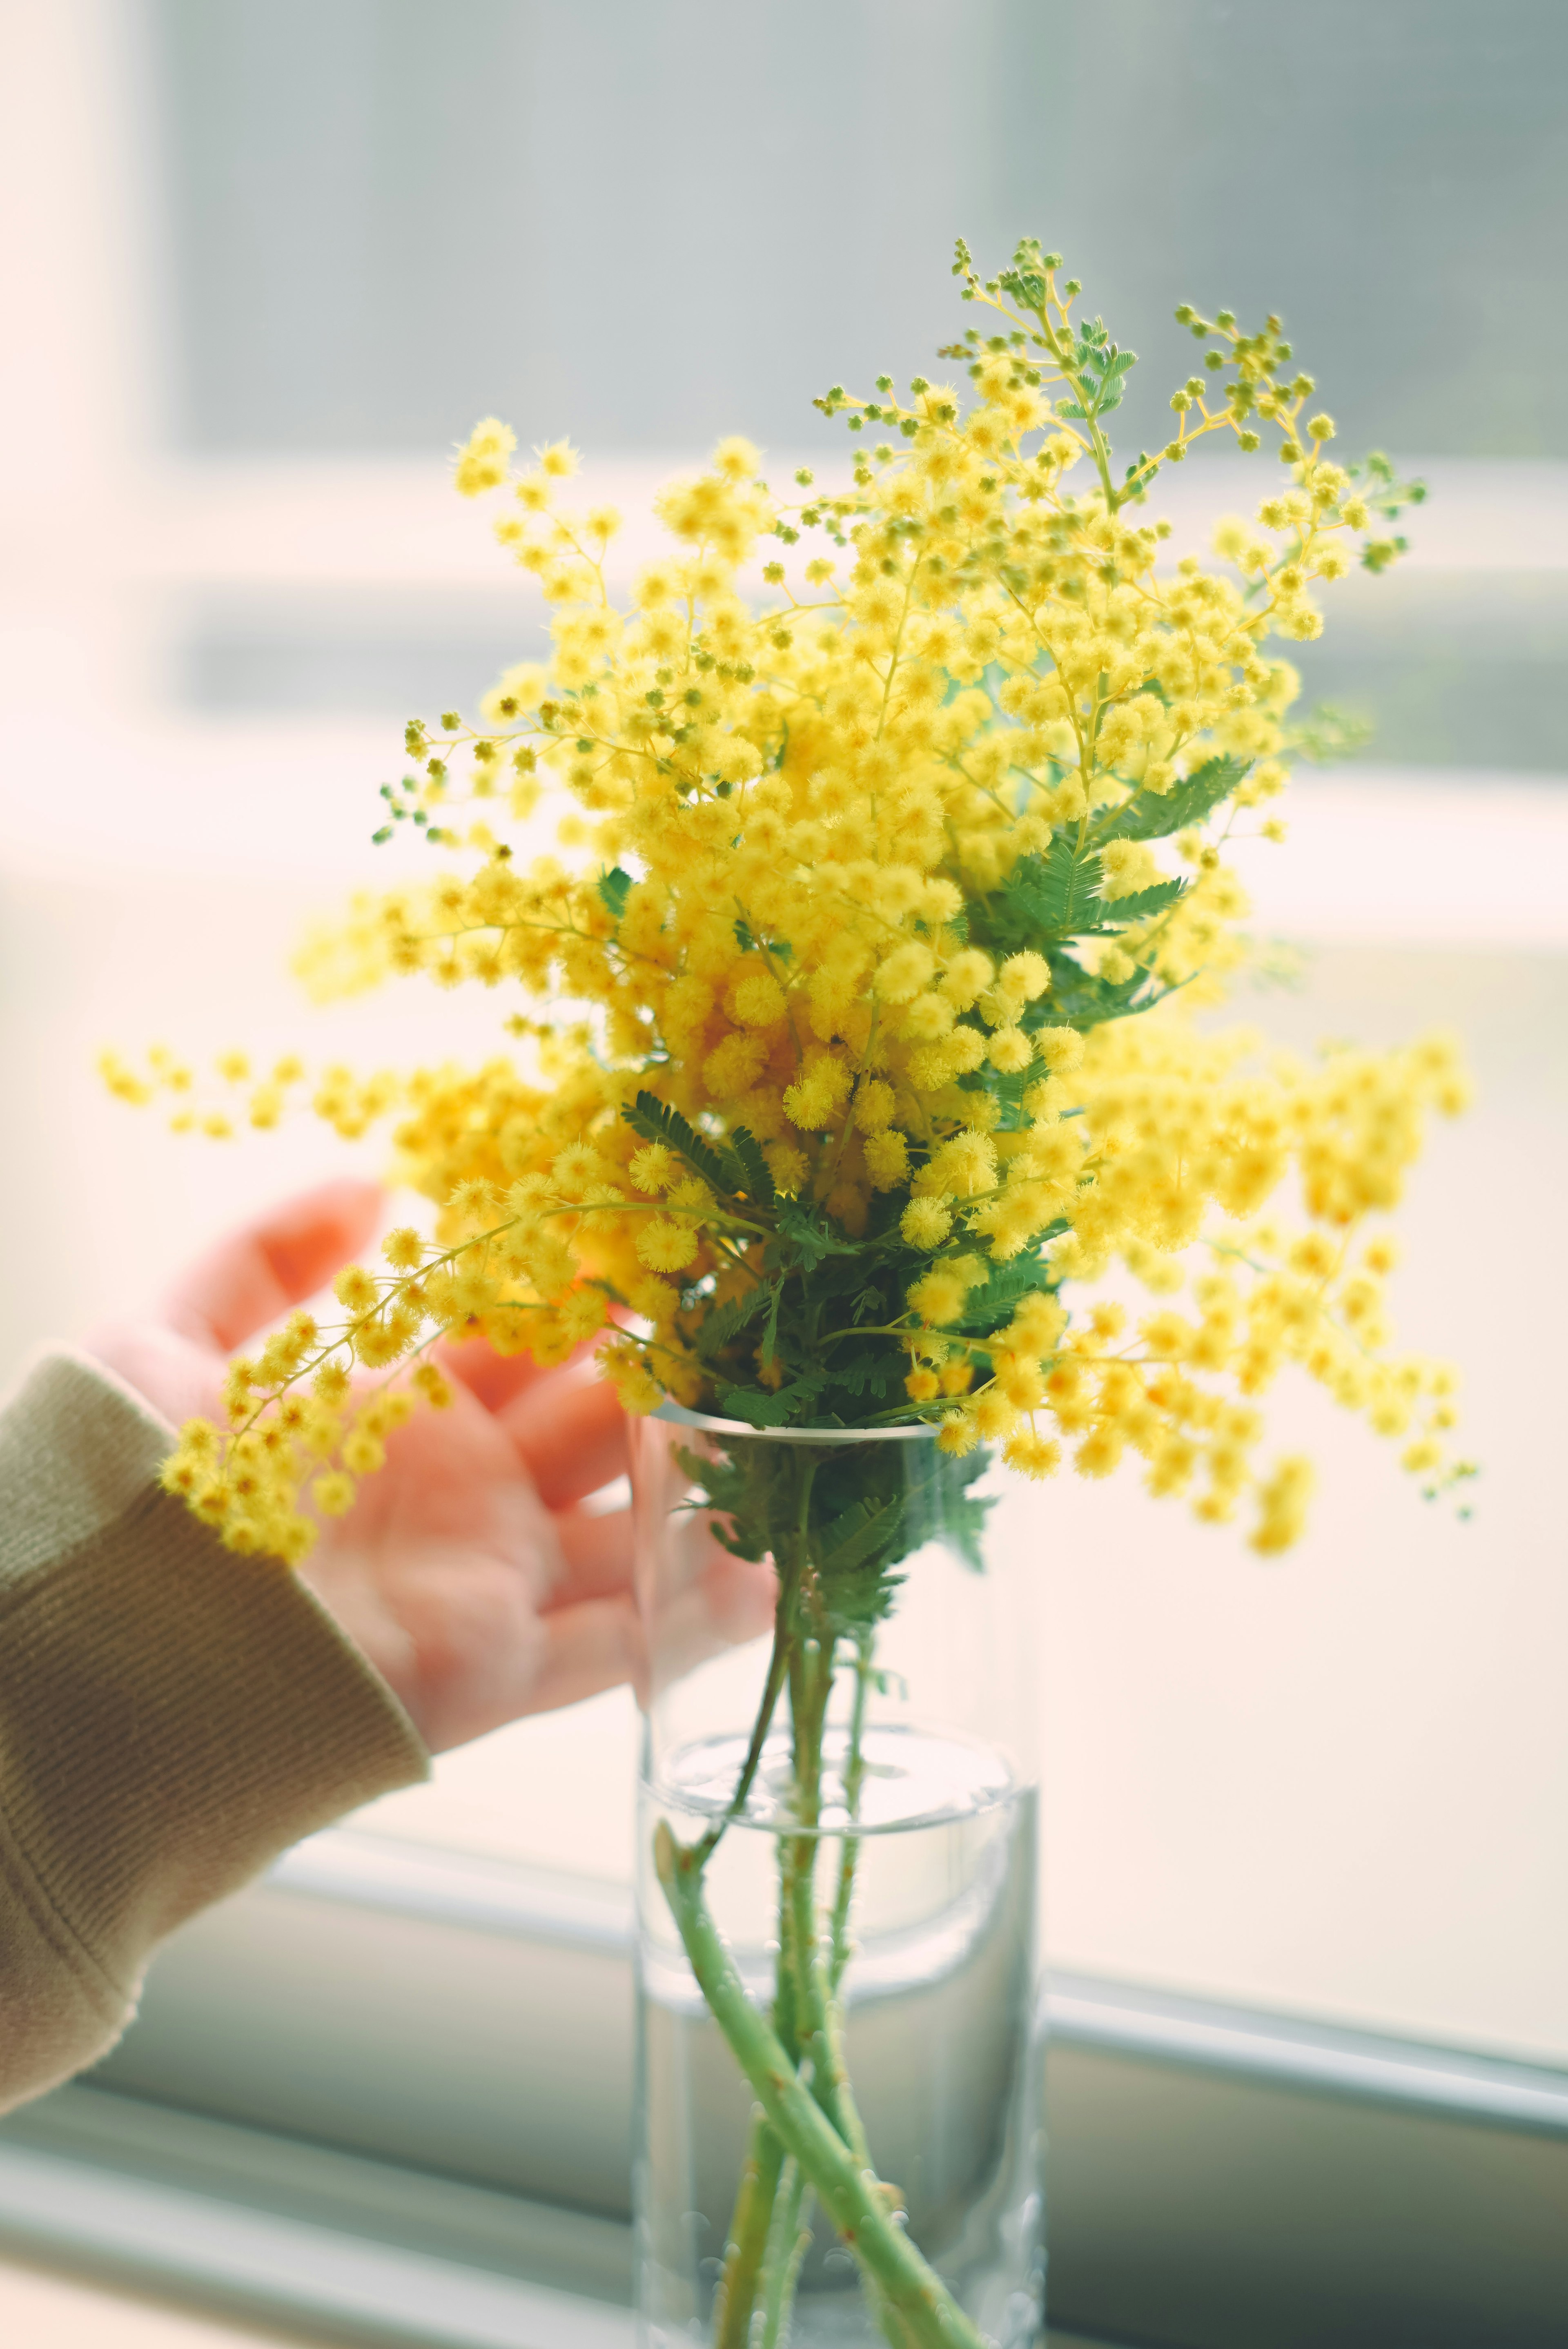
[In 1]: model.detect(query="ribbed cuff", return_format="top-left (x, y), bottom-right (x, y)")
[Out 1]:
top-left (0, 1353), bottom-right (429, 2109)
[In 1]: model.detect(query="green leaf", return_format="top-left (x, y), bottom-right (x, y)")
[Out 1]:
top-left (1018, 836), bottom-right (1105, 932)
top-left (1007, 866), bottom-right (1185, 940)
top-left (734, 918), bottom-right (792, 963)
top-left (726, 1126), bottom-right (776, 1206)
top-left (622, 1092), bottom-right (733, 1195)
top-left (975, 1059), bottom-right (1036, 1123)
top-left (818, 1494), bottom-right (906, 1578)
top-left (775, 1199), bottom-right (860, 1270)
top-left (812, 1482), bottom-right (911, 1635)
top-left (1094, 877), bottom-right (1187, 927)
top-left (596, 866), bottom-right (632, 922)
top-left (952, 1255), bottom-right (1058, 1335)
top-left (677, 1442), bottom-right (773, 1565)
top-left (695, 1282), bottom-right (772, 1360)
top-left (967, 841), bottom-right (1112, 958)
top-left (806, 1249), bottom-right (875, 1302)
top-left (1045, 954), bottom-right (1161, 1029)
top-left (824, 1351), bottom-right (900, 1398)
top-left (716, 1375), bottom-right (826, 1428)
top-left (899, 1444), bottom-right (994, 1574)
top-left (760, 1278), bottom-right (783, 1369)
top-left (1291, 704), bottom-right (1373, 764)
top-left (819, 1558), bottom-right (906, 1636)
top-left (1093, 753), bottom-right (1249, 844)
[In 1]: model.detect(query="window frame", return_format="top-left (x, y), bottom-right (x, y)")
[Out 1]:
top-left (2, 1828), bottom-right (1566, 2347)
top-left (5, 17), bottom-right (1566, 2329)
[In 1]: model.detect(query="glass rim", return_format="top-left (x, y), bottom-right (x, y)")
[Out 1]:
top-left (653, 1400), bottom-right (939, 1445)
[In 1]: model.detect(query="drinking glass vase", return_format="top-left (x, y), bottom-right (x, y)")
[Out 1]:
top-left (630, 1406), bottom-right (1044, 2349)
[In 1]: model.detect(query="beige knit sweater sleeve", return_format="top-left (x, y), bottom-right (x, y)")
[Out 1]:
top-left (0, 1353), bottom-right (429, 2114)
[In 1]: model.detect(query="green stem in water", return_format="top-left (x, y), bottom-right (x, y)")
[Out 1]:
top-left (708, 1446), bottom-right (821, 2348)
top-left (696, 1583), bottom-right (793, 1867)
top-left (656, 1823), bottom-right (985, 2349)
top-left (820, 1627), bottom-right (887, 2347)
top-left (786, 1635), bottom-right (877, 2172)
top-left (758, 2161), bottom-right (813, 2349)
top-left (713, 2109), bottom-right (788, 2349)
top-left (829, 1631), bottom-right (875, 1994)
top-left (821, 1635), bottom-right (882, 2198)
top-left (709, 1803), bottom-right (806, 2349)
top-left (785, 1639), bottom-right (828, 2064)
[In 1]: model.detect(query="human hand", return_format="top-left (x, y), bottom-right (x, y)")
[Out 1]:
top-left (85, 1180), bottom-right (775, 1753)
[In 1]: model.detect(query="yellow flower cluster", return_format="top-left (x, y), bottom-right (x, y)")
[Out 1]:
top-left (136, 241), bottom-right (1467, 1562)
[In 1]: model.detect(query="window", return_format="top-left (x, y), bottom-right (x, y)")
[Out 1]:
top-left (2, 6), bottom-right (1565, 2343)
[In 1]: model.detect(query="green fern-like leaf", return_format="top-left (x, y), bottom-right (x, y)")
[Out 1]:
top-left (977, 838), bottom-right (1105, 953)
top-left (695, 1282), bottom-right (772, 1359)
top-left (1094, 877), bottom-right (1187, 927)
top-left (775, 1199), bottom-right (860, 1269)
top-left (715, 1374), bottom-right (828, 1428)
top-left (953, 1255), bottom-right (1059, 1335)
top-left (900, 1444), bottom-right (993, 1573)
top-left (726, 1126), bottom-right (776, 1205)
top-left (760, 1279), bottom-right (784, 1369)
top-left (678, 1442), bottom-right (774, 1565)
top-left (1093, 753), bottom-right (1249, 844)
top-left (1027, 837), bottom-right (1104, 930)
top-left (824, 1351), bottom-right (900, 1398)
top-left (817, 1494), bottom-right (906, 1578)
top-left (1045, 955), bottom-right (1162, 1029)
top-left (623, 1092), bottom-right (733, 1195)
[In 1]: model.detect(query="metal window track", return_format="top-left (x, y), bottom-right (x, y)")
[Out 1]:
top-left (1, 1829), bottom-right (1563, 2348)
top-left (0, 2119), bottom-right (632, 2349)
top-left (271, 1827), bottom-right (1568, 2134)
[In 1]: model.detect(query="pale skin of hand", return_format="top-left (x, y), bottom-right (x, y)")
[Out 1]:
top-left (86, 1179), bottom-right (775, 1754)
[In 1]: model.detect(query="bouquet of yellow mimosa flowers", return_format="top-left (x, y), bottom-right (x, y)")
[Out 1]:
top-left (108, 238), bottom-right (1470, 2349)
top-left (112, 236), bottom-right (1467, 1566)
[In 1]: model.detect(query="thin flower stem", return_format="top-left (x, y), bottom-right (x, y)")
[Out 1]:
top-left (695, 1568), bottom-right (795, 1866)
top-left (785, 1671), bottom-right (845, 2135)
top-left (713, 2110), bottom-right (788, 2349)
top-left (655, 1825), bottom-right (984, 2349)
top-left (706, 1456), bottom-right (886, 2349)
top-left (710, 1825), bottom-right (803, 2349)
top-left (810, 1915), bottom-right (873, 2175)
top-left (757, 2161), bottom-right (812, 2349)
top-left (813, 1636), bottom-right (878, 2192)
top-left (829, 1631), bottom-right (875, 1994)
top-left (705, 1448), bottom-right (819, 2341)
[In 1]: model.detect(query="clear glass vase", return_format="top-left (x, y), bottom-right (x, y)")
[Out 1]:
top-left (630, 1406), bottom-right (1044, 2349)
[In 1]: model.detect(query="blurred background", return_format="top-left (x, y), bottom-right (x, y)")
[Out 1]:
top-left (1, 0), bottom-right (1564, 2070)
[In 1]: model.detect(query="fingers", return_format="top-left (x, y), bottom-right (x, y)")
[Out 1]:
top-left (506, 1592), bottom-right (646, 1721)
top-left (161, 1179), bottom-right (385, 1353)
top-left (503, 1371), bottom-right (630, 1511)
top-left (646, 1552), bottom-right (778, 1700)
top-left (438, 1329), bottom-right (620, 1438)
top-left (434, 1328), bottom-right (565, 1415)
top-left (550, 1505), bottom-right (634, 1607)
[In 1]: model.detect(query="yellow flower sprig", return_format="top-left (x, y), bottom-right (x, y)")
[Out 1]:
top-left (122, 241), bottom-right (1468, 1562)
